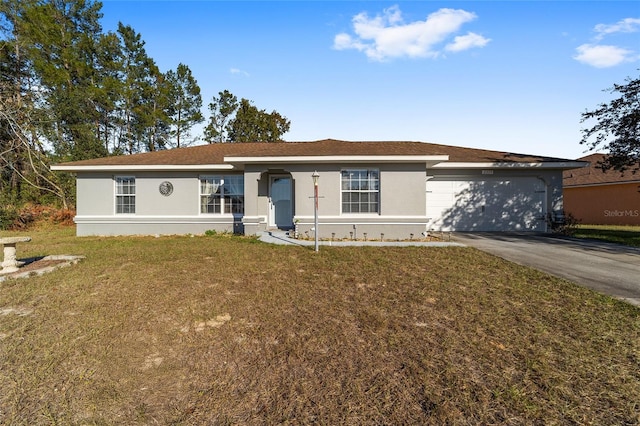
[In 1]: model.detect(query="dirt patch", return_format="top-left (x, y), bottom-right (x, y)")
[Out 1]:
top-left (0, 255), bottom-right (84, 282)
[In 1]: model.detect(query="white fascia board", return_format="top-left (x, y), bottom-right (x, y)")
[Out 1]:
top-left (224, 155), bottom-right (449, 164)
top-left (431, 161), bottom-right (589, 169)
top-left (51, 164), bottom-right (234, 172)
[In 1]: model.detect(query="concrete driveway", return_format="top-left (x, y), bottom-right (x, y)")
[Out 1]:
top-left (452, 233), bottom-right (640, 306)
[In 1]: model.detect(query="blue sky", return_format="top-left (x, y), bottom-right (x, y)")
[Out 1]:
top-left (100, 1), bottom-right (640, 160)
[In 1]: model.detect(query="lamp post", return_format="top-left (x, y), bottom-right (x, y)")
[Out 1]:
top-left (312, 170), bottom-right (319, 252)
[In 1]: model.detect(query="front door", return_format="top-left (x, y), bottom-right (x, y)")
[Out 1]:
top-left (269, 176), bottom-right (293, 229)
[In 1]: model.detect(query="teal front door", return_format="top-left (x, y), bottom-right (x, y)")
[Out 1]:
top-left (269, 176), bottom-right (293, 229)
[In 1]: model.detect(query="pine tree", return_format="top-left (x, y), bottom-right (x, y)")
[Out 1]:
top-left (19, 0), bottom-right (108, 160)
top-left (165, 63), bottom-right (203, 148)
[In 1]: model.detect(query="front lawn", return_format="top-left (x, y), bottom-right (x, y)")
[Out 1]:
top-left (1, 227), bottom-right (638, 424)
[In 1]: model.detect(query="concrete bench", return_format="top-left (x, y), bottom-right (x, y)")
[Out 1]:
top-left (0, 237), bottom-right (32, 274)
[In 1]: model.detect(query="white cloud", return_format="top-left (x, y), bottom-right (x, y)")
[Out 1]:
top-left (594, 17), bottom-right (640, 40)
top-left (333, 33), bottom-right (364, 52)
top-left (333, 5), bottom-right (489, 61)
top-left (573, 17), bottom-right (640, 68)
top-left (230, 68), bottom-right (250, 77)
top-left (573, 44), bottom-right (635, 68)
top-left (445, 32), bottom-right (491, 52)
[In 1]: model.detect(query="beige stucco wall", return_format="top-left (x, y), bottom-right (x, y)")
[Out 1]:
top-left (75, 171), bottom-right (244, 236)
top-left (287, 163), bottom-right (427, 217)
top-left (77, 172), bottom-right (201, 216)
top-left (71, 164), bottom-right (566, 238)
top-left (241, 163), bottom-right (430, 239)
top-left (76, 173), bottom-right (114, 216)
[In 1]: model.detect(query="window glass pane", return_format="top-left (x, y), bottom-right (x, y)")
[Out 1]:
top-left (341, 169), bottom-right (379, 214)
top-left (115, 177), bottom-right (135, 214)
top-left (226, 176), bottom-right (244, 195)
top-left (202, 177), bottom-right (222, 194)
top-left (232, 196), bottom-right (244, 214)
top-left (123, 196), bottom-right (135, 213)
top-left (117, 177), bottom-right (135, 195)
top-left (370, 193), bottom-right (379, 213)
top-left (200, 175), bottom-right (243, 214)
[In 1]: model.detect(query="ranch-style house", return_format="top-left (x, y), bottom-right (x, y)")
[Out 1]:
top-left (51, 139), bottom-right (587, 239)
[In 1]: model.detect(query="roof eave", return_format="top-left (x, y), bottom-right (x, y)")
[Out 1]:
top-left (223, 155), bottom-right (450, 165)
top-left (50, 164), bottom-right (235, 172)
top-left (432, 161), bottom-right (589, 170)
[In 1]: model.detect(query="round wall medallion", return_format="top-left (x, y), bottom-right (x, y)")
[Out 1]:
top-left (159, 181), bottom-right (174, 196)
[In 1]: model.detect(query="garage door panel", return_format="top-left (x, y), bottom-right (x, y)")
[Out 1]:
top-left (426, 177), bottom-right (545, 232)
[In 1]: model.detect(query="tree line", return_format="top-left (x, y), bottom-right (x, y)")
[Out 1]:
top-left (0, 0), bottom-right (290, 209)
top-left (1, 0), bottom-right (636, 215)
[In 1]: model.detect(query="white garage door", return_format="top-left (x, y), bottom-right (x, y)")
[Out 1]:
top-left (426, 177), bottom-right (546, 231)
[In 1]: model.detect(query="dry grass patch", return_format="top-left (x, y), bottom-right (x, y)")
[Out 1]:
top-left (0, 227), bottom-right (639, 424)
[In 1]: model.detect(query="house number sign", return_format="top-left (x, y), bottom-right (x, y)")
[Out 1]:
top-left (159, 181), bottom-right (174, 196)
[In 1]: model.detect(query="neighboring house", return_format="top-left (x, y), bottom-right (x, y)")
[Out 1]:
top-left (51, 139), bottom-right (586, 238)
top-left (563, 153), bottom-right (640, 226)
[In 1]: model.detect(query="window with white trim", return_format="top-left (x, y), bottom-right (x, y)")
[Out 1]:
top-left (200, 175), bottom-right (244, 214)
top-left (341, 169), bottom-right (379, 213)
top-left (115, 176), bottom-right (135, 214)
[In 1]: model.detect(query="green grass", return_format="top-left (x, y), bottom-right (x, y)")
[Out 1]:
top-left (573, 224), bottom-right (640, 247)
top-left (1, 226), bottom-right (639, 424)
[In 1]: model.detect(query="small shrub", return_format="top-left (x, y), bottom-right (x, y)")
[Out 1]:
top-left (204, 229), bottom-right (217, 236)
top-left (0, 204), bottom-right (76, 230)
top-left (548, 211), bottom-right (580, 236)
top-left (50, 208), bottom-right (76, 226)
top-left (0, 205), bottom-right (19, 230)
top-left (13, 204), bottom-right (39, 229)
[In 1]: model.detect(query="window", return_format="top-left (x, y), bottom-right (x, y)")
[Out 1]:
top-left (200, 175), bottom-right (244, 214)
top-left (341, 169), bottom-right (379, 213)
top-left (115, 176), bottom-right (135, 214)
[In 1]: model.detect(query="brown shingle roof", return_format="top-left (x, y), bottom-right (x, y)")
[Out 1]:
top-left (563, 153), bottom-right (640, 186)
top-left (53, 139), bottom-right (575, 167)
